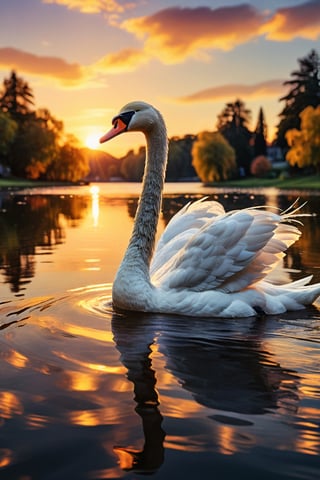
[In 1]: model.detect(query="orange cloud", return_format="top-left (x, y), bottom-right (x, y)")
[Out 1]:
top-left (42, 0), bottom-right (128, 14)
top-left (42, 0), bottom-right (141, 26)
top-left (122, 5), bottom-right (264, 63)
top-left (0, 46), bottom-right (149, 85)
top-left (0, 47), bottom-right (85, 85)
top-left (93, 48), bottom-right (150, 73)
top-left (261, 1), bottom-right (320, 41)
top-left (177, 80), bottom-right (286, 103)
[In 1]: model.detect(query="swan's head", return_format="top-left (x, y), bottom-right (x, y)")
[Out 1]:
top-left (100, 101), bottom-right (162, 144)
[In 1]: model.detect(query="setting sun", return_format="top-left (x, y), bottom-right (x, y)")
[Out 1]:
top-left (85, 132), bottom-right (101, 150)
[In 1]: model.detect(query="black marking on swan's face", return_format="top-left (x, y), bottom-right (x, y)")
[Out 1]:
top-left (113, 110), bottom-right (135, 130)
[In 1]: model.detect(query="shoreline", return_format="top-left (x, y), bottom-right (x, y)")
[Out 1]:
top-left (0, 175), bottom-right (320, 192)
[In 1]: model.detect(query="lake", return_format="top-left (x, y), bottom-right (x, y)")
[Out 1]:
top-left (0, 183), bottom-right (320, 479)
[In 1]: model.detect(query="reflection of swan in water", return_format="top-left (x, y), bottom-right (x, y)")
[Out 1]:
top-left (112, 313), bottom-right (165, 473)
top-left (111, 311), bottom-right (301, 473)
top-left (100, 101), bottom-right (320, 317)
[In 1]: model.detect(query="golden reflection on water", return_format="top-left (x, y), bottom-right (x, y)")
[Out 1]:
top-left (217, 425), bottom-right (242, 455)
top-left (53, 321), bottom-right (113, 343)
top-left (295, 406), bottom-right (320, 456)
top-left (0, 449), bottom-right (12, 468)
top-left (3, 349), bottom-right (28, 369)
top-left (69, 406), bottom-right (123, 427)
top-left (25, 413), bottom-right (49, 430)
top-left (164, 435), bottom-right (204, 453)
top-left (53, 350), bottom-right (126, 375)
top-left (0, 391), bottom-right (23, 419)
top-left (60, 370), bottom-right (100, 392)
top-left (90, 185), bottom-right (100, 227)
top-left (161, 395), bottom-right (203, 418)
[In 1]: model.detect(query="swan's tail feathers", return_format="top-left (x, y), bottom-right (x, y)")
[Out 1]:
top-left (280, 199), bottom-right (313, 225)
top-left (262, 276), bottom-right (320, 311)
top-left (283, 285), bottom-right (320, 311)
top-left (276, 275), bottom-right (314, 288)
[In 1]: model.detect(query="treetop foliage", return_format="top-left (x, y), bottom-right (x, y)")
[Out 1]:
top-left (286, 105), bottom-right (320, 172)
top-left (216, 98), bottom-right (253, 176)
top-left (0, 70), bottom-right (34, 118)
top-left (192, 131), bottom-right (236, 182)
top-left (276, 49), bottom-right (320, 149)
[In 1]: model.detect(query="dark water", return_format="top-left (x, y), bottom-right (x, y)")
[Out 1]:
top-left (0, 184), bottom-right (320, 479)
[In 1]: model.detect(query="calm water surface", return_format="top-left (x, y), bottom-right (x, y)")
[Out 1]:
top-left (0, 183), bottom-right (320, 479)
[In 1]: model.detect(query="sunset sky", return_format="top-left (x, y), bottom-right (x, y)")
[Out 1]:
top-left (1, 0), bottom-right (320, 156)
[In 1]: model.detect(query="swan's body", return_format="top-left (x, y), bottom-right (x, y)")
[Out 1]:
top-left (100, 101), bottom-right (320, 317)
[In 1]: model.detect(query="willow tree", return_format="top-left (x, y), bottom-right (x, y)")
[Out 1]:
top-left (192, 131), bottom-right (236, 183)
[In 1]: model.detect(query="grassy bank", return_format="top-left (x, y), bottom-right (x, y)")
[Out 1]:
top-left (206, 174), bottom-right (320, 190)
top-left (0, 177), bottom-right (86, 190)
top-left (0, 175), bottom-right (320, 191)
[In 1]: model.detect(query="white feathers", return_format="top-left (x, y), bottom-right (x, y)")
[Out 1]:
top-left (149, 199), bottom-right (320, 317)
top-left (152, 202), bottom-right (296, 293)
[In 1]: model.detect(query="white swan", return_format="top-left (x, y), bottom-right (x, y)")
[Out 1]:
top-left (100, 101), bottom-right (320, 317)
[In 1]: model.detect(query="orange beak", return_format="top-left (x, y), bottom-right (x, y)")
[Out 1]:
top-left (99, 117), bottom-right (128, 144)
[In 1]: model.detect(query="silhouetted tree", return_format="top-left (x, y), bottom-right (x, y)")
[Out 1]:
top-left (0, 111), bottom-right (17, 161)
top-left (0, 70), bottom-right (34, 120)
top-left (217, 99), bottom-right (253, 176)
top-left (253, 107), bottom-right (267, 157)
top-left (120, 147), bottom-right (145, 181)
top-left (275, 50), bottom-right (320, 149)
top-left (8, 109), bottom-right (63, 178)
top-left (167, 135), bottom-right (196, 180)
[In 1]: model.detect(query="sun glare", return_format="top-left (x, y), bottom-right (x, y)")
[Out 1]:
top-left (85, 132), bottom-right (101, 150)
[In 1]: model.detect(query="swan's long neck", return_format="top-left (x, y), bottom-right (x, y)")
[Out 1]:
top-left (120, 114), bottom-right (168, 281)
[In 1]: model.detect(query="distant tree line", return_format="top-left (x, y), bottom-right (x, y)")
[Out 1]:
top-left (0, 49), bottom-right (319, 183)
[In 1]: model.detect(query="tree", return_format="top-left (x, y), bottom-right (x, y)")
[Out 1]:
top-left (276, 50), bottom-right (320, 149)
top-left (46, 135), bottom-right (89, 182)
top-left (253, 107), bottom-right (267, 157)
top-left (120, 147), bottom-right (145, 181)
top-left (216, 99), bottom-right (253, 176)
top-left (285, 105), bottom-right (320, 172)
top-left (250, 155), bottom-right (272, 177)
top-left (0, 70), bottom-right (34, 119)
top-left (192, 131), bottom-right (236, 183)
top-left (167, 135), bottom-right (196, 180)
top-left (9, 109), bottom-right (62, 178)
top-left (0, 111), bottom-right (17, 160)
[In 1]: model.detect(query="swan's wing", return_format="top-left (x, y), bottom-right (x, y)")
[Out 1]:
top-left (150, 199), bottom-right (225, 275)
top-left (151, 208), bottom-right (302, 293)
